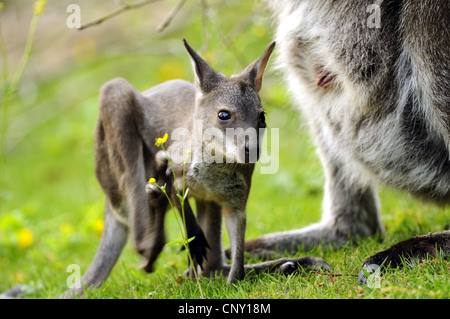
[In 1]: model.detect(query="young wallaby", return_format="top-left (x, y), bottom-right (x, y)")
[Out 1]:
top-left (242, 0), bottom-right (450, 281)
top-left (0, 39), bottom-right (332, 299)
top-left (142, 39), bottom-right (276, 283)
top-left (141, 40), bottom-right (328, 284)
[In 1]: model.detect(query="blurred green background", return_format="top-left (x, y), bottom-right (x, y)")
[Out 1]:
top-left (0, 0), bottom-right (448, 298)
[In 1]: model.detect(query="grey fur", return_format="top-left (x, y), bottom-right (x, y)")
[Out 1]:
top-left (244, 0), bottom-right (450, 272)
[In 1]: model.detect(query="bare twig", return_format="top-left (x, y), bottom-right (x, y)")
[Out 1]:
top-left (156, 0), bottom-right (188, 32)
top-left (78, 0), bottom-right (163, 30)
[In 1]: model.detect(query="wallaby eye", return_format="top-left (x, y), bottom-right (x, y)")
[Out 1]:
top-left (218, 110), bottom-right (231, 121)
top-left (260, 111), bottom-right (266, 124)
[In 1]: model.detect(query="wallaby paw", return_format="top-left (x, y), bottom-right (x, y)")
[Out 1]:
top-left (228, 241), bottom-right (281, 261)
top-left (140, 256), bottom-right (156, 273)
top-left (0, 284), bottom-right (27, 299)
top-left (276, 256), bottom-right (332, 275)
top-left (145, 182), bottom-right (160, 196)
top-left (145, 180), bottom-right (168, 201)
top-left (138, 236), bottom-right (166, 273)
top-left (140, 243), bottom-right (166, 273)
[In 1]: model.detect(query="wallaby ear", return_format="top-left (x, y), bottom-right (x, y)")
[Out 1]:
top-left (183, 39), bottom-right (224, 94)
top-left (238, 41), bottom-right (276, 92)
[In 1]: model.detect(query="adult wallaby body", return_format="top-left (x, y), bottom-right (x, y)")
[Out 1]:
top-left (1, 40), bottom-right (331, 298)
top-left (243, 0), bottom-right (450, 281)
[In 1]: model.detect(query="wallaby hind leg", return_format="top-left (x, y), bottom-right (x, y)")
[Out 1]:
top-left (216, 256), bottom-right (332, 279)
top-left (95, 78), bottom-right (159, 263)
top-left (242, 146), bottom-right (383, 260)
top-left (59, 200), bottom-right (128, 298)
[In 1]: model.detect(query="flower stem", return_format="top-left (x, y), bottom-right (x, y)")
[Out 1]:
top-left (154, 180), bottom-right (204, 298)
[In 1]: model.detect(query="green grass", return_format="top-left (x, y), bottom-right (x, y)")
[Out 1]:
top-left (0, 1), bottom-right (449, 300)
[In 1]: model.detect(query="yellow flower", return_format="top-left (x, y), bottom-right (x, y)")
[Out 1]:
top-left (148, 178), bottom-right (156, 184)
top-left (251, 24), bottom-right (268, 38)
top-left (33, 0), bottom-right (46, 16)
top-left (15, 272), bottom-right (25, 283)
top-left (156, 60), bottom-right (186, 83)
top-left (92, 219), bottom-right (104, 237)
top-left (17, 228), bottom-right (33, 249)
top-left (58, 222), bottom-right (75, 235)
top-left (155, 133), bottom-right (168, 147)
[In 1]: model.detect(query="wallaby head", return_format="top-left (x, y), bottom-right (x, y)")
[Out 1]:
top-left (183, 39), bottom-right (275, 164)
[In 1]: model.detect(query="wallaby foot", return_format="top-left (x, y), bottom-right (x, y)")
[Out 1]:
top-left (240, 222), bottom-right (354, 260)
top-left (195, 256), bottom-right (331, 280)
top-left (248, 256), bottom-right (332, 275)
top-left (358, 230), bottom-right (450, 284)
top-left (0, 284), bottom-right (26, 299)
top-left (172, 193), bottom-right (210, 271)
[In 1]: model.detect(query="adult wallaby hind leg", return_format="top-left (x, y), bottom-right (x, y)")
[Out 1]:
top-left (243, 152), bottom-right (383, 259)
top-left (251, 0), bottom-right (450, 279)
